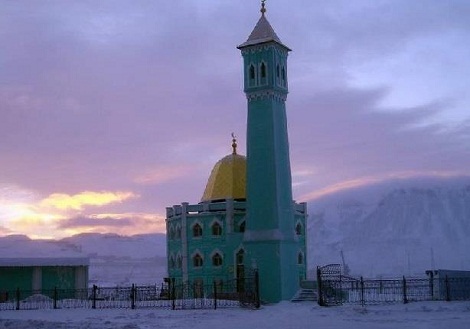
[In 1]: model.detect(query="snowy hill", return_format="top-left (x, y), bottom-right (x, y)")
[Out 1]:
top-left (308, 178), bottom-right (470, 277)
top-left (61, 233), bottom-right (167, 286)
top-left (0, 234), bottom-right (84, 258)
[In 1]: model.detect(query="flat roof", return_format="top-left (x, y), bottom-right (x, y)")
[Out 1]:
top-left (0, 257), bottom-right (90, 267)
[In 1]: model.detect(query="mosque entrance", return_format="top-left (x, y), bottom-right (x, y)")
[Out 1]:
top-left (236, 249), bottom-right (245, 293)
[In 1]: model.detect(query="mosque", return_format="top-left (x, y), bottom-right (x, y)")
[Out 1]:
top-left (165, 2), bottom-right (308, 303)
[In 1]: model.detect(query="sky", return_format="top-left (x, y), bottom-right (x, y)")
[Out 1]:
top-left (1, 0), bottom-right (469, 239)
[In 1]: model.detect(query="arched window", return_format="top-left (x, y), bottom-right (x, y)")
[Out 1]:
top-left (236, 249), bottom-right (244, 265)
top-left (169, 226), bottom-right (175, 240)
top-left (176, 226), bottom-right (182, 239)
top-left (192, 223), bottom-right (202, 237)
top-left (193, 254), bottom-right (203, 267)
top-left (170, 256), bottom-right (175, 269)
top-left (276, 64), bottom-right (280, 78)
top-left (295, 223), bottom-right (303, 235)
top-left (235, 249), bottom-right (245, 292)
top-left (239, 221), bottom-right (245, 233)
top-left (177, 255), bottom-right (182, 269)
top-left (212, 253), bottom-right (223, 267)
top-left (249, 65), bottom-right (255, 80)
top-left (260, 62), bottom-right (266, 78)
top-left (298, 252), bottom-right (303, 265)
top-left (212, 222), bottom-right (222, 236)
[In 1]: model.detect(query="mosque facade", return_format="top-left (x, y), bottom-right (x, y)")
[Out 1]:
top-left (165, 2), bottom-right (308, 303)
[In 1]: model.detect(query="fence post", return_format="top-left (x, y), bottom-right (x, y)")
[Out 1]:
top-left (335, 273), bottom-right (343, 305)
top-left (402, 276), bottom-right (408, 304)
top-left (360, 276), bottom-right (364, 307)
top-left (53, 287), bottom-right (58, 309)
top-left (171, 278), bottom-right (176, 310)
top-left (429, 272), bottom-right (434, 300)
top-left (131, 284), bottom-right (136, 309)
top-left (92, 285), bottom-right (97, 309)
top-left (213, 281), bottom-right (217, 310)
top-left (317, 267), bottom-right (324, 306)
top-left (445, 275), bottom-right (450, 302)
top-left (254, 270), bottom-right (260, 309)
top-left (16, 288), bottom-right (20, 310)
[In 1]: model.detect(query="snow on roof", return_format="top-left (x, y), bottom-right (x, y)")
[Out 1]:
top-left (0, 257), bottom-right (89, 267)
top-left (0, 234), bottom-right (86, 259)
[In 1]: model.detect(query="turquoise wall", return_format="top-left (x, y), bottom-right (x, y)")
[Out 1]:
top-left (0, 265), bottom-right (85, 297)
top-left (42, 266), bottom-right (75, 290)
top-left (166, 200), bottom-right (307, 301)
top-left (0, 267), bottom-right (33, 291)
top-left (167, 201), bottom-right (247, 286)
top-left (245, 97), bottom-right (294, 233)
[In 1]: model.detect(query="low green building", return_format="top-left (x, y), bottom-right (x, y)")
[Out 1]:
top-left (0, 257), bottom-right (89, 295)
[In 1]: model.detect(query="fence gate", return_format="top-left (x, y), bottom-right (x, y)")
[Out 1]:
top-left (317, 264), bottom-right (343, 306)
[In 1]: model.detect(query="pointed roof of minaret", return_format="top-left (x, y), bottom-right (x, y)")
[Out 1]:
top-left (237, 1), bottom-right (291, 51)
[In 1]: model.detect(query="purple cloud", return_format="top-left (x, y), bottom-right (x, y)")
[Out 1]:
top-left (1, 1), bottom-right (469, 237)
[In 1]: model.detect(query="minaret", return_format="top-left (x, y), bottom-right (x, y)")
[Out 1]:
top-left (238, 1), bottom-right (298, 302)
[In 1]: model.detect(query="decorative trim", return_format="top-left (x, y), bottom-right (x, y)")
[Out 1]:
top-left (191, 220), bottom-right (203, 229)
top-left (209, 218), bottom-right (223, 227)
top-left (246, 90), bottom-right (287, 102)
top-left (210, 249), bottom-right (224, 259)
top-left (240, 44), bottom-right (289, 56)
top-left (191, 249), bottom-right (204, 260)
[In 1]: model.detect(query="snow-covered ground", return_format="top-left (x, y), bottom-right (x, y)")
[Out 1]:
top-left (1, 301), bottom-right (469, 329)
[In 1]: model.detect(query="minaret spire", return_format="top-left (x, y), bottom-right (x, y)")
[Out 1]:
top-left (261, 0), bottom-right (266, 15)
top-left (231, 133), bottom-right (237, 155)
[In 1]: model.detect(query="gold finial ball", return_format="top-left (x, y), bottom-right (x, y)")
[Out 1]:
top-left (231, 133), bottom-right (237, 154)
top-left (261, 0), bottom-right (266, 15)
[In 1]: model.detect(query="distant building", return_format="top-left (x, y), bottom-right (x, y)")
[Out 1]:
top-left (0, 257), bottom-right (89, 296)
top-left (165, 2), bottom-right (308, 303)
top-left (426, 269), bottom-right (470, 300)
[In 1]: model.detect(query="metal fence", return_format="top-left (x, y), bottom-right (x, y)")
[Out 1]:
top-left (317, 265), bottom-right (470, 306)
top-left (0, 274), bottom-right (260, 311)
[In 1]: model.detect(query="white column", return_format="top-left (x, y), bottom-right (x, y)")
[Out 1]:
top-left (32, 267), bottom-right (42, 293)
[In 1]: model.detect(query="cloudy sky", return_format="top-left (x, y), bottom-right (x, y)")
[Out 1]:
top-left (1, 0), bottom-right (469, 239)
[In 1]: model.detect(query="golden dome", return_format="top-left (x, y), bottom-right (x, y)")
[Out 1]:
top-left (201, 136), bottom-right (246, 202)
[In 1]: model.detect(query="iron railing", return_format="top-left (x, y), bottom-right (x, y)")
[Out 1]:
top-left (0, 273), bottom-right (260, 311)
top-left (317, 265), bottom-right (470, 306)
